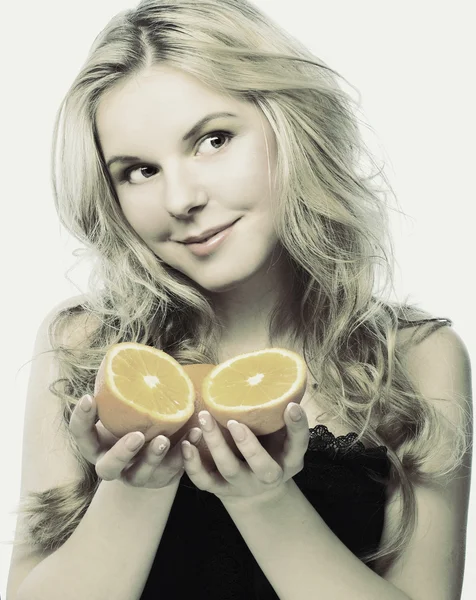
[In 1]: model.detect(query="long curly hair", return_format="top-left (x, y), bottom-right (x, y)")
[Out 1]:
top-left (12, 0), bottom-right (469, 576)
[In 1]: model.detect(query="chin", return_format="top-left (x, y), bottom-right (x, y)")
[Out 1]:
top-left (159, 261), bottom-right (234, 291)
top-left (195, 276), bottom-right (242, 294)
top-left (191, 269), bottom-right (254, 294)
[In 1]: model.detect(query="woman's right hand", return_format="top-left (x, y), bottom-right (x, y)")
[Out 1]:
top-left (69, 394), bottom-right (202, 489)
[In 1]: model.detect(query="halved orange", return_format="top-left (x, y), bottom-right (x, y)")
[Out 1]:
top-left (202, 348), bottom-right (307, 435)
top-left (94, 342), bottom-right (195, 442)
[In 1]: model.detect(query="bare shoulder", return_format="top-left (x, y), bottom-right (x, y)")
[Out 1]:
top-left (397, 323), bottom-right (472, 425)
top-left (41, 293), bottom-right (101, 349)
top-left (396, 320), bottom-right (470, 360)
top-left (22, 291), bottom-right (100, 492)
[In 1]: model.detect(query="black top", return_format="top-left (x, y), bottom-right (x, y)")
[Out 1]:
top-left (140, 424), bottom-right (391, 599)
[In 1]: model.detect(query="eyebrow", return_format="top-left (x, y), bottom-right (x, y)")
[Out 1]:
top-left (105, 111), bottom-right (237, 169)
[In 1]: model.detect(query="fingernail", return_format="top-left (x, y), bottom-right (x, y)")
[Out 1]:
top-left (198, 411), bottom-right (214, 432)
top-left (188, 428), bottom-right (202, 444)
top-left (152, 436), bottom-right (168, 454)
top-left (125, 432), bottom-right (144, 450)
top-left (182, 440), bottom-right (193, 459)
top-left (289, 403), bottom-right (302, 422)
top-left (80, 395), bottom-right (92, 412)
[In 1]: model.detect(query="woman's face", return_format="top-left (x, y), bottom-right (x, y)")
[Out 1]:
top-left (96, 64), bottom-right (281, 293)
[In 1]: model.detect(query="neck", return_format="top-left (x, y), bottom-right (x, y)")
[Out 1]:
top-left (208, 251), bottom-right (298, 353)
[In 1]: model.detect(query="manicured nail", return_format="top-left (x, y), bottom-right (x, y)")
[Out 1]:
top-left (182, 440), bottom-right (193, 459)
top-left (188, 428), bottom-right (202, 444)
top-left (152, 436), bottom-right (168, 454)
top-left (228, 420), bottom-right (246, 441)
top-left (80, 395), bottom-right (92, 412)
top-left (125, 432), bottom-right (144, 451)
top-left (288, 403), bottom-right (302, 422)
top-left (198, 411), bottom-right (214, 432)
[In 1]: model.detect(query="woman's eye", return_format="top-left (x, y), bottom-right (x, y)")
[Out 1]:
top-left (121, 165), bottom-right (159, 184)
top-left (197, 131), bottom-right (234, 154)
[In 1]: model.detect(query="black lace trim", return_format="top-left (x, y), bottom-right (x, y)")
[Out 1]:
top-left (297, 424), bottom-right (391, 499)
top-left (307, 424), bottom-right (388, 459)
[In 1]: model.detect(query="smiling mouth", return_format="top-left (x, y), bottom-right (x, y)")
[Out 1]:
top-left (178, 218), bottom-right (241, 245)
top-left (179, 218), bottom-right (240, 256)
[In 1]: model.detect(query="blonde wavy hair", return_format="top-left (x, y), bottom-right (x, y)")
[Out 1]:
top-left (13, 0), bottom-right (469, 576)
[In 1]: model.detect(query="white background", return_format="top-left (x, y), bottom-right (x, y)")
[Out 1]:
top-left (1, 1), bottom-right (474, 597)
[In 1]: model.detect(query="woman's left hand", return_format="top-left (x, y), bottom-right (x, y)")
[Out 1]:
top-left (181, 402), bottom-right (310, 505)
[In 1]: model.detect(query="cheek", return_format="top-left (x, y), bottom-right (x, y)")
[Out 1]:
top-left (223, 137), bottom-right (275, 200)
top-left (119, 193), bottom-right (165, 238)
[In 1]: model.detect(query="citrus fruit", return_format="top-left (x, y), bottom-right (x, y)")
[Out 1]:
top-left (170, 364), bottom-right (243, 470)
top-left (94, 342), bottom-right (195, 442)
top-left (202, 348), bottom-right (307, 436)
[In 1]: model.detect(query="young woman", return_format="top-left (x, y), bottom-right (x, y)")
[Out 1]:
top-left (7, 1), bottom-right (472, 599)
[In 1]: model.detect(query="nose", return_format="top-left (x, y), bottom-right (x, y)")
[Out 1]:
top-left (162, 164), bottom-right (208, 219)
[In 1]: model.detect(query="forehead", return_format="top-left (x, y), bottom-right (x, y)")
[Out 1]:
top-left (96, 65), bottom-right (256, 144)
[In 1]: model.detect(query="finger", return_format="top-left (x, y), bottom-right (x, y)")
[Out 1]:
top-left (181, 439), bottom-right (229, 493)
top-left (95, 431), bottom-right (145, 481)
top-left (164, 426), bottom-right (203, 473)
top-left (69, 395), bottom-right (102, 464)
top-left (227, 420), bottom-right (283, 484)
top-left (123, 434), bottom-right (171, 486)
top-left (124, 426), bottom-right (203, 486)
top-left (198, 412), bottom-right (245, 480)
top-left (281, 403), bottom-right (310, 473)
top-left (141, 426), bottom-right (206, 485)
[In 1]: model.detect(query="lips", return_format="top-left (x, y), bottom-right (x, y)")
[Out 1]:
top-left (183, 218), bottom-right (239, 256)
top-left (180, 218), bottom-right (240, 244)
top-left (196, 231), bottom-right (218, 243)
